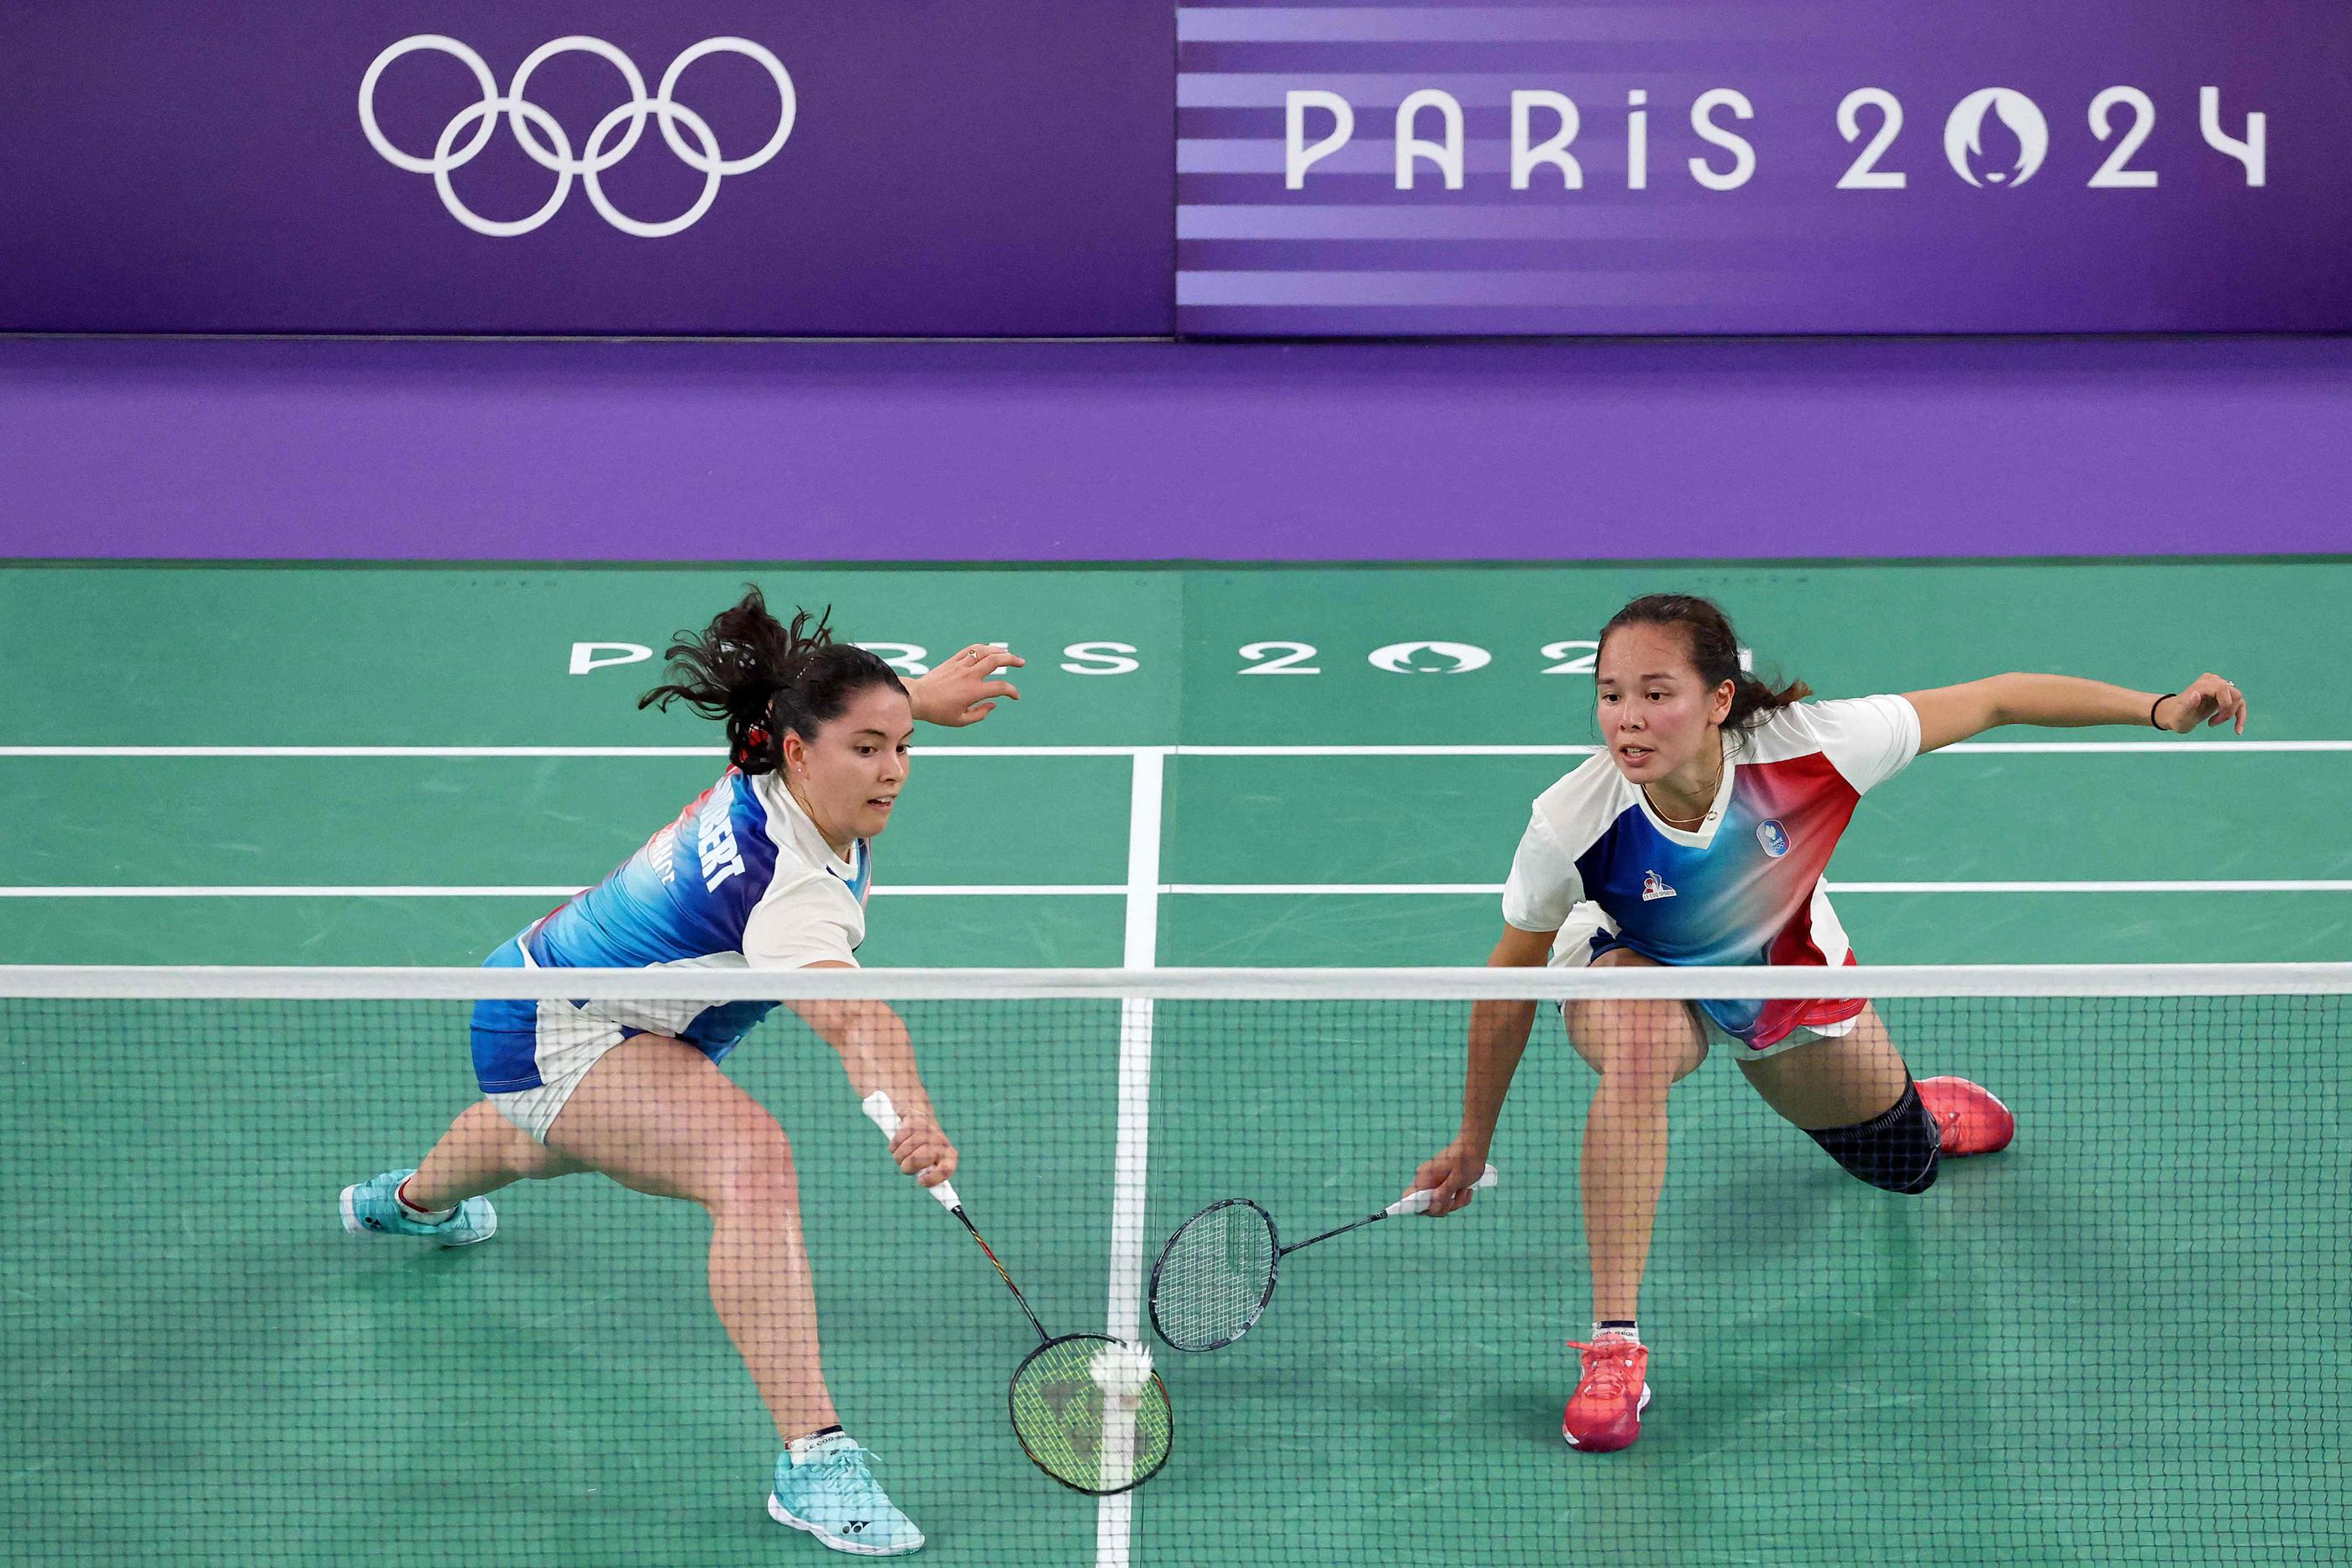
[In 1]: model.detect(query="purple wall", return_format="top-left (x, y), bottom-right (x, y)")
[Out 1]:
top-left (3, 337), bottom-right (2347, 561)
top-left (5, 3), bottom-right (2352, 337)
top-left (0, 3), bottom-right (1173, 334)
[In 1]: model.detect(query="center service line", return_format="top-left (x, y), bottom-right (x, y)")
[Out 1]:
top-left (1099, 748), bottom-right (1165, 1568)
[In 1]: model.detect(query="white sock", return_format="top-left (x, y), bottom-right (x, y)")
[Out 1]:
top-left (1593, 1319), bottom-right (1641, 1346)
top-left (394, 1177), bottom-right (458, 1225)
top-left (788, 1426), bottom-right (851, 1465)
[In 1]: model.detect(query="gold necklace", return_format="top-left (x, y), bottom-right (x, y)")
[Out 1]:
top-left (1645, 756), bottom-right (1723, 831)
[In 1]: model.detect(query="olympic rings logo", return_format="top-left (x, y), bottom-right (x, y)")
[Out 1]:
top-left (358, 34), bottom-right (795, 238)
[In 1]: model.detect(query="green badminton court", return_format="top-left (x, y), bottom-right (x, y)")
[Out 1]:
top-left (2, 559), bottom-right (2345, 1566)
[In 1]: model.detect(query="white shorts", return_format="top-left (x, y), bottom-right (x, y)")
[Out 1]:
top-left (473, 937), bottom-right (751, 1143)
top-left (486, 1002), bottom-right (636, 1144)
top-left (1550, 901), bottom-right (1864, 1063)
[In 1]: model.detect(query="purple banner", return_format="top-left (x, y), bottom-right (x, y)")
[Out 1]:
top-left (0, 3), bottom-right (1173, 335)
top-left (5, 338), bottom-right (2349, 561)
top-left (1178, 1), bottom-right (2352, 335)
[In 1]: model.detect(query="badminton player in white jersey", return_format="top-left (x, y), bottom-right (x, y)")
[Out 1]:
top-left (339, 589), bottom-right (1022, 1556)
top-left (1412, 592), bottom-right (2249, 1455)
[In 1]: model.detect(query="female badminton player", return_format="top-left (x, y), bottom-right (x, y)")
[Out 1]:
top-left (339, 588), bottom-right (1022, 1555)
top-left (1412, 592), bottom-right (2249, 1455)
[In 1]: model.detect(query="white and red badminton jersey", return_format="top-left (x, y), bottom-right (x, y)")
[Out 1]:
top-left (1501, 695), bottom-right (1922, 1046)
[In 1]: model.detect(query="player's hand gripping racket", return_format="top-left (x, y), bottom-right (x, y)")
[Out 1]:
top-left (862, 1092), bottom-right (1172, 1494)
top-left (1147, 1165), bottom-right (1499, 1352)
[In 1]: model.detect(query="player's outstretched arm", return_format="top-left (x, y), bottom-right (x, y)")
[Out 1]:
top-left (1905, 670), bottom-right (2247, 754)
top-left (907, 644), bottom-right (1025, 727)
top-left (1415, 922), bottom-right (1555, 1217)
top-left (786, 969), bottom-right (959, 1187)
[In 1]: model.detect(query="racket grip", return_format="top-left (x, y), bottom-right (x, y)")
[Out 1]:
top-left (1387, 1163), bottom-right (1499, 1217)
top-left (862, 1092), bottom-right (963, 1210)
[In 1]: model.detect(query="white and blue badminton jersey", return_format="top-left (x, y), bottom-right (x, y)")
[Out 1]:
top-left (1501, 695), bottom-right (1921, 1049)
top-left (471, 768), bottom-right (872, 1093)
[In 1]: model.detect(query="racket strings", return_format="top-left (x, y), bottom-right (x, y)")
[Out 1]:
top-left (1152, 1203), bottom-right (1278, 1350)
top-left (1009, 1337), bottom-right (1173, 1494)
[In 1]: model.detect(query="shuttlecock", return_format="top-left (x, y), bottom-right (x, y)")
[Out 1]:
top-left (1089, 1340), bottom-right (1154, 1398)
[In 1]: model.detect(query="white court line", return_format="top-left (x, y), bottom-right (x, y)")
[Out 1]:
top-left (0, 886), bottom-right (598, 899)
top-left (1810, 880), bottom-right (2352, 894)
top-left (0, 744), bottom-right (1156, 758)
top-left (4, 880), bottom-right (2347, 899)
top-left (1098, 751), bottom-right (1164, 1568)
top-left (0, 884), bottom-right (1129, 899)
top-left (0, 742), bottom-right (2341, 758)
top-left (1936, 742), bottom-right (2337, 754)
top-left (1162, 880), bottom-right (2352, 896)
top-left (0, 746), bottom-right (730, 758)
top-left (1183, 742), bottom-right (2347, 757)
top-left (1163, 884), bottom-right (1508, 896)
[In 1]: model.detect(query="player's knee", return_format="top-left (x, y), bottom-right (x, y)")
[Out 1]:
top-left (1598, 1051), bottom-right (1677, 1099)
top-left (487, 1112), bottom-right (576, 1182)
top-left (1805, 1079), bottom-right (1940, 1195)
top-left (1864, 1150), bottom-right (1940, 1196)
top-left (711, 1121), bottom-right (799, 1211)
top-left (1587, 1005), bottom-right (1699, 1096)
top-left (511, 1142), bottom-right (573, 1181)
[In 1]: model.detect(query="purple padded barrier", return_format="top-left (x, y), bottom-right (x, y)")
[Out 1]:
top-left (1, 337), bottom-right (2346, 561)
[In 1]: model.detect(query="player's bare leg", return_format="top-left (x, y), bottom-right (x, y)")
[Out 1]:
top-left (340, 1100), bottom-right (570, 1247)
top-left (405, 1099), bottom-right (585, 1209)
top-left (543, 1037), bottom-right (838, 1440)
top-left (1741, 1005), bottom-right (2012, 1188)
top-left (1559, 947), bottom-right (1707, 1451)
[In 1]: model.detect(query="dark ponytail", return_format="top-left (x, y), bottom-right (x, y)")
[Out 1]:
top-left (1598, 594), bottom-right (1810, 731)
top-left (637, 586), bottom-right (907, 774)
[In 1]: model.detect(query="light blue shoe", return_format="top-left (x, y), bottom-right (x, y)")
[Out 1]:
top-left (339, 1168), bottom-right (496, 1248)
top-left (768, 1434), bottom-right (924, 1556)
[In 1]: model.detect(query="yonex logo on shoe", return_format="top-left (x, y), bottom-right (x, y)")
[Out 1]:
top-left (846, 1520), bottom-right (869, 1533)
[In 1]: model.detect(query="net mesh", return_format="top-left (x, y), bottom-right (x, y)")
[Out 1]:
top-left (1151, 1200), bottom-right (1279, 1351)
top-left (1, 967), bottom-right (2345, 1567)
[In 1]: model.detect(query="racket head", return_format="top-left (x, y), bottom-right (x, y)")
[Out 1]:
top-left (1147, 1198), bottom-right (1280, 1353)
top-left (1007, 1333), bottom-right (1174, 1496)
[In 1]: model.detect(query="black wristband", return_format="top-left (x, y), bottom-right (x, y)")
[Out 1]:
top-left (2150, 693), bottom-right (2176, 730)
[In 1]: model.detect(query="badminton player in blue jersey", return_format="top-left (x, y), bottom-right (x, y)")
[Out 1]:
top-left (1413, 593), bottom-right (2249, 1455)
top-left (339, 589), bottom-right (1021, 1556)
